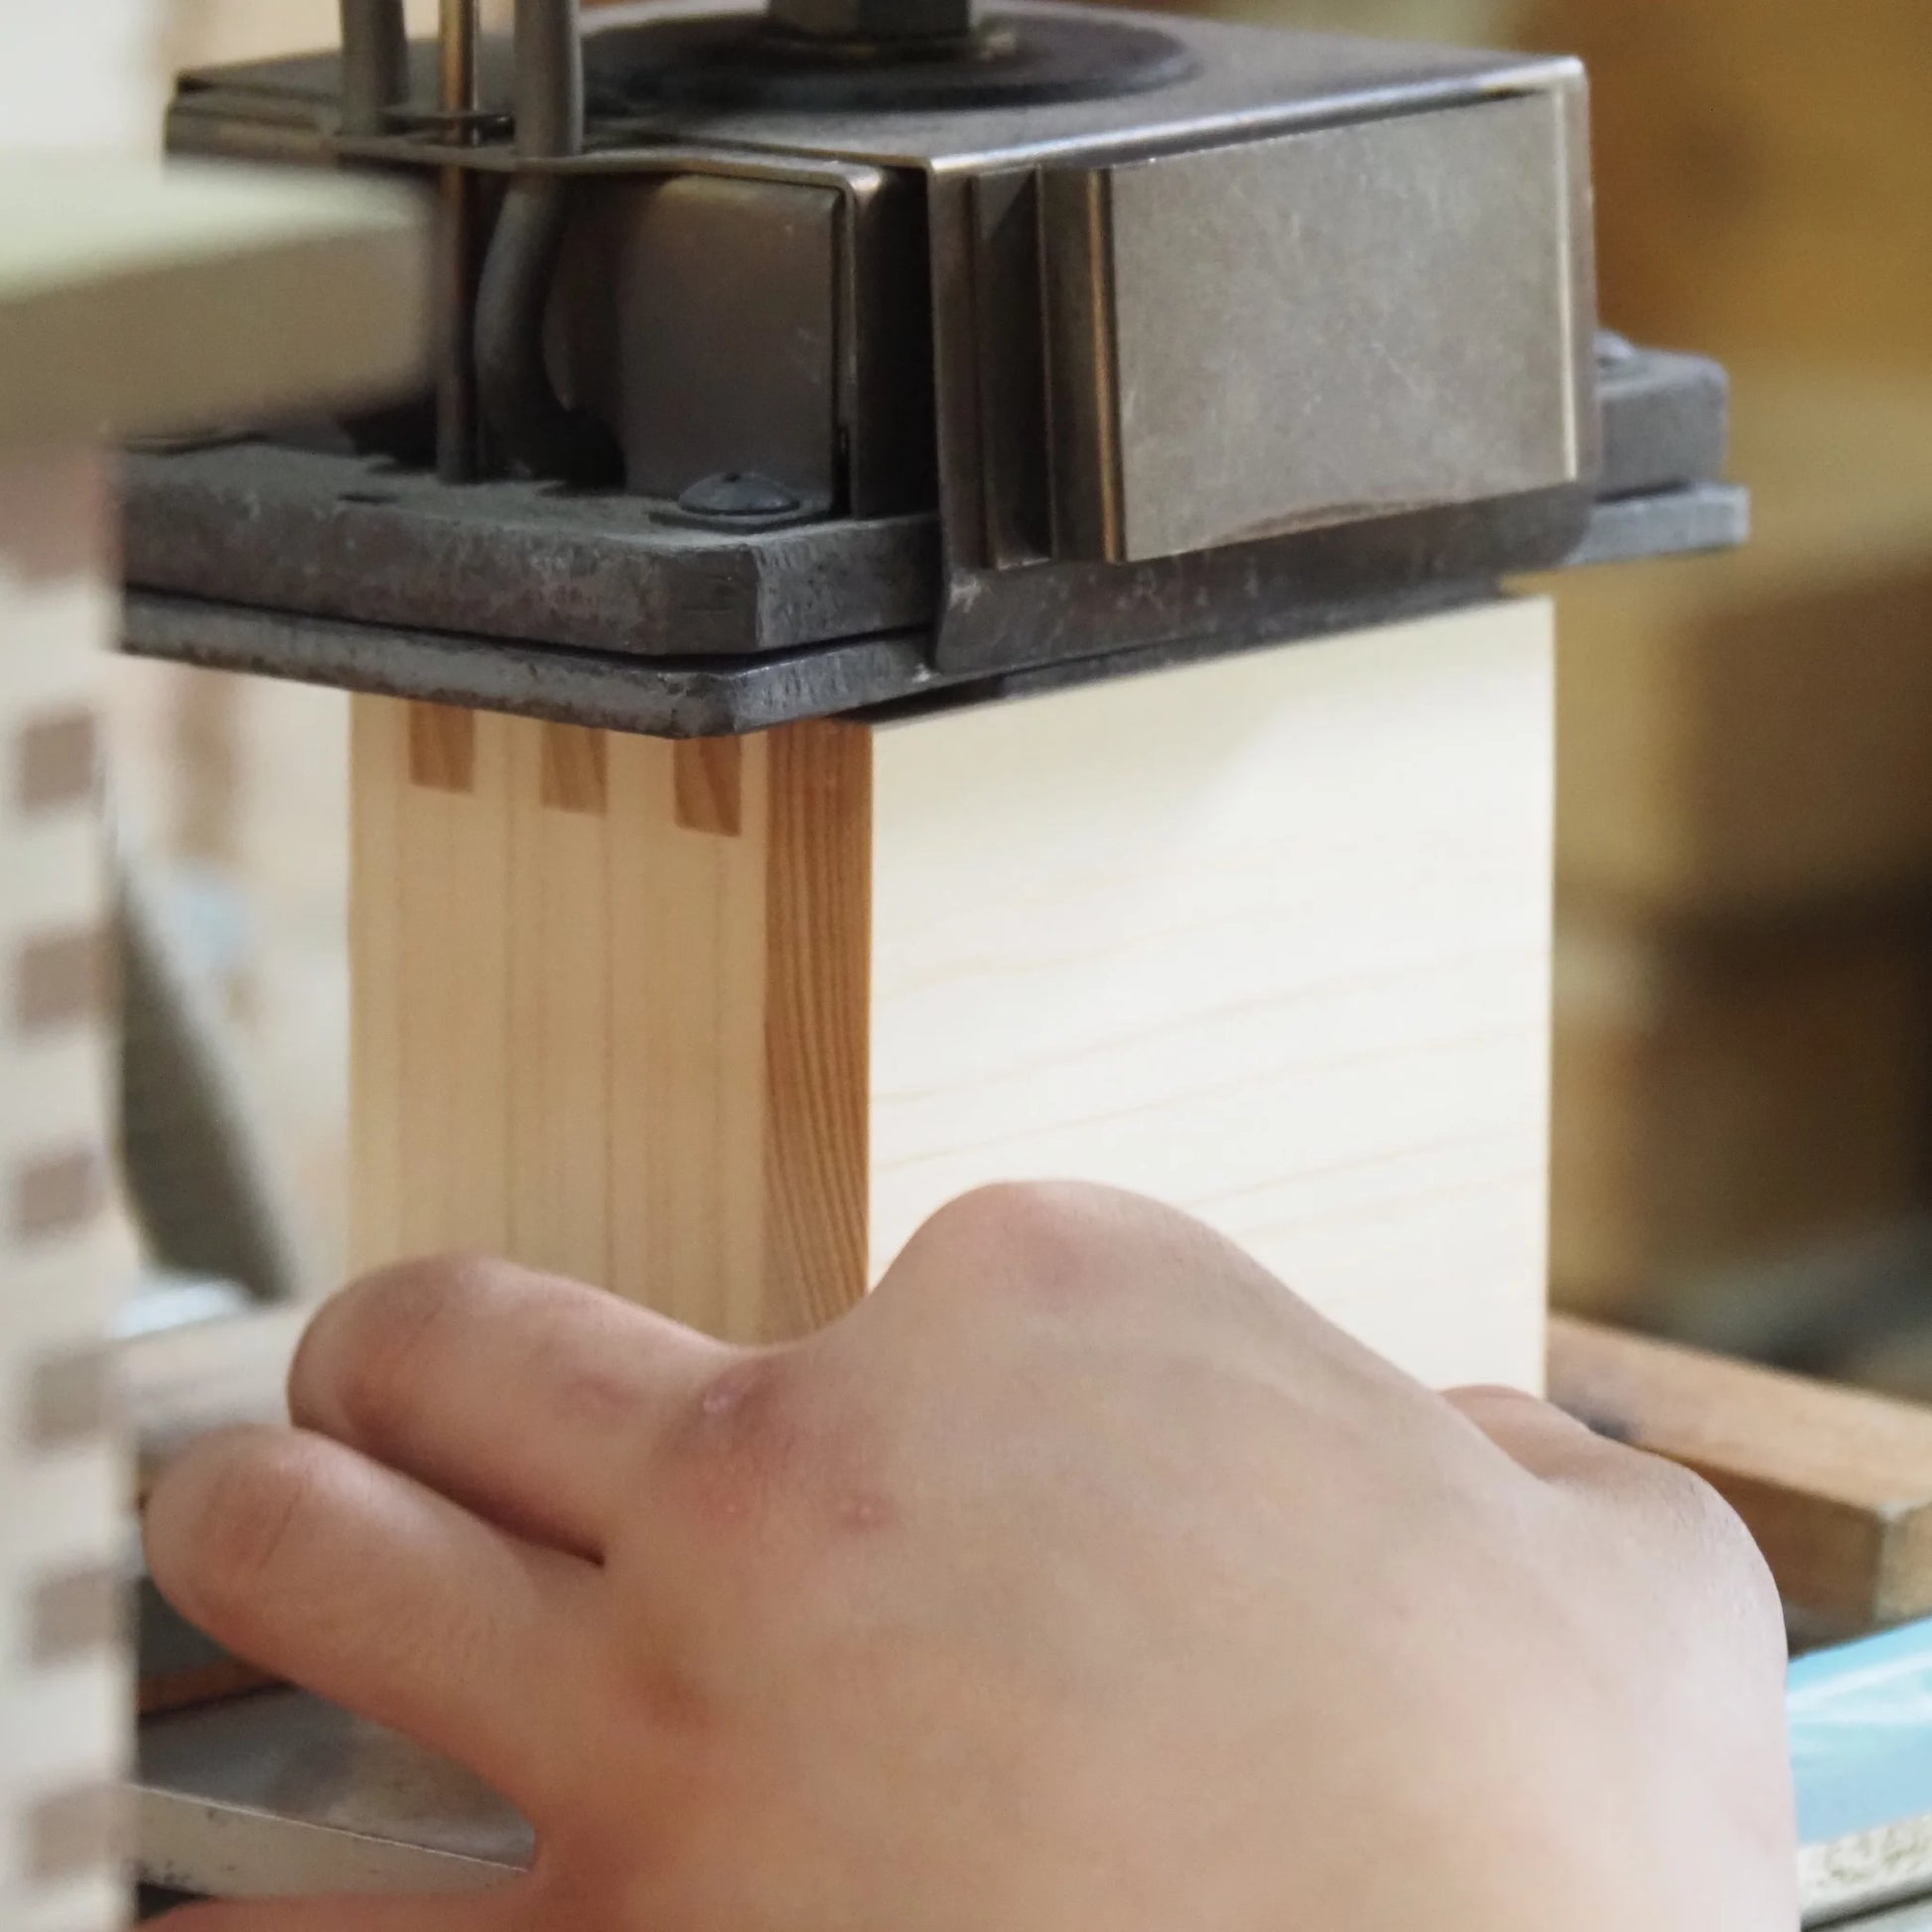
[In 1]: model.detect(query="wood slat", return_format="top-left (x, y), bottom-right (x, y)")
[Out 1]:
top-left (1551, 1315), bottom-right (1932, 1641)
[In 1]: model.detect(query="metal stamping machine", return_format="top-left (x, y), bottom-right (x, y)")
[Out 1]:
top-left (129, 0), bottom-right (1927, 1915)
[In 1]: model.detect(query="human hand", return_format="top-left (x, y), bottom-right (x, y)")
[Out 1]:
top-left (147, 1183), bottom-right (1796, 1931)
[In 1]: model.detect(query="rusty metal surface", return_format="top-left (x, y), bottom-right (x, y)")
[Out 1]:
top-left (122, 343), bottom-right (1731, 683)
top-left (121, 577), bottom-right (1498, 738)
top-left (121, 575), bottom-right (1530, 739)
top-left (119, 462), bottom-right (1742, 739)
top-left (121, 592), bottom-right (938, 737)
top-left (154, 7), bottom-right (1647, 682)
top-left (121, 442), bottom-right (939, 660)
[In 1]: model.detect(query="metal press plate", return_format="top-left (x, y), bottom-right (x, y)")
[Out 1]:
top-left (137, 1691), bottom-right (528, 1898)
top-left (171, 3), bottom-right (1582, 177)
top-left (120, 442), bottom-right (940, 661)
top-left (120, 480), bottom-right (1744, 741)
top-left (120, 342), bottom-right (1739, 717)
top-left (1039, 90), bottom-right (1596, 563)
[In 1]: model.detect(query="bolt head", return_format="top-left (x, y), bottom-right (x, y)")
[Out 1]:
top-left (678, 472), bottom-right (803, 520)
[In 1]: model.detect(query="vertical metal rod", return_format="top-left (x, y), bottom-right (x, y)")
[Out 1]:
top-left (340, 0), bottom-right (409, 137)
top-left (441, 0), bottom-right (480, 117)
top-left (514, 0), bottom-right (585, 159)
top-left (436, 0), bottom-right (483, 480)
top-left (476, 0), bottom-right (619, 484)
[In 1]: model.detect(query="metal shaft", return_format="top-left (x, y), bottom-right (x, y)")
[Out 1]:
top-left (475, 0), bottom-right (621, 483)
top-left (436, 0), bottom-right (482, 480)
top-left (441, 0), bottom-right (480, 115)
top-left (514, 0), bottom-right (585, 159)
top-left (339, 0), bottom-right (409, 135)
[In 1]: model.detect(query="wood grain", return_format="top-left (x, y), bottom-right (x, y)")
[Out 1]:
top-left (508, 715), bottom-right (612, 1290)
top-left (762, 723), bottom-right (872, 1336)
top-left (673, 737), bottom-right (744, 838)
top-left (352, 705), bottom-right (872, 1344)
top-left (868, 597), bottom-right (1556, 1393)
top-left (355, 599), bottom-right (1552, 1388)
top-left (406, 703), bottom-right (476, 793)
top-left (606, 729), bottom-right (771, 1339)
top-left (1552, 1315), bottom-right (1932, 1641)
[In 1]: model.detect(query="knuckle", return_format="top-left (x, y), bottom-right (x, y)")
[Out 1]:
top-left (909, 1180), bottom-right (1122, 1288)
top-left (147, 1427), bottom-right (327, 1611)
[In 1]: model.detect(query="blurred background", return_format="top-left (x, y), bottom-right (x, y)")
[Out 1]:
top-left (117, 0), bottom-right (1932, 1391)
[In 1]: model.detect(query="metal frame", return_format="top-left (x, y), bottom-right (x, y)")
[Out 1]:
top-left (122, 344), bottom-right (1741, 737)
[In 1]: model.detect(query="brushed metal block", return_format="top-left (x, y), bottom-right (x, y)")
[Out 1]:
top-left (1040, 86), bottom-right (1599, 563)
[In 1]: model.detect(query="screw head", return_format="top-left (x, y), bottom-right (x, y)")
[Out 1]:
top-left (678, 472), bottom-right (804, 520)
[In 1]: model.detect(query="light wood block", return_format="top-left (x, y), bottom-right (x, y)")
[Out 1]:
top-left (166, 0), bottom-right (446, 68)
top-left (0, 451), bottom-right (126, 1932)
top-left (1, 0), bottom-right (158, 151)
top-left (1552, 910), bottom-right (1930, 1319)
top-left (866, 599), bottom-right (1555, 1390)
top-left (0, 158), bottom-right (428, 447)
top-left (1552, 1316), bottom-right (1932, 1642)
top-left (353, 597), bottom-right (1554, 1389)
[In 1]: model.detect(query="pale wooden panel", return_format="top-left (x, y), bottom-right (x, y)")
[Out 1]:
top-left (607, 730), bottom-right (772, 1339)
top-left (353, 701), bottom-right (517, 1264)
top-left (1552, 1316), bottom-right (1932, 1642)
top-left (348, 692), bottom-right (406, 1271)
top-left (167, 0), bottom-right (445, 68)
top-left (507, 720), bottom-right (613, 1289)
top-left (403, 707), bottom-right (513, 1259)
top-left (870, 598), bottom-right (1555, 1392)
top-left (0, 452), bottom-right (126, 1932)
top-left (0, 159), bottom-right (426, 447)
top-left (1, 0), bottom-right (156, 150)
top-left (353, 708), bottom-right (871, 1345)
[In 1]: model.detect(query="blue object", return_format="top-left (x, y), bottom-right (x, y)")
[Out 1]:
top-left (1792, 1620), bottom-right (1932, 1846)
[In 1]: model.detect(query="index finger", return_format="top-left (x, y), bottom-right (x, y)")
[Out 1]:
top-left (288, 1256), bottom-right (732, 1560)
